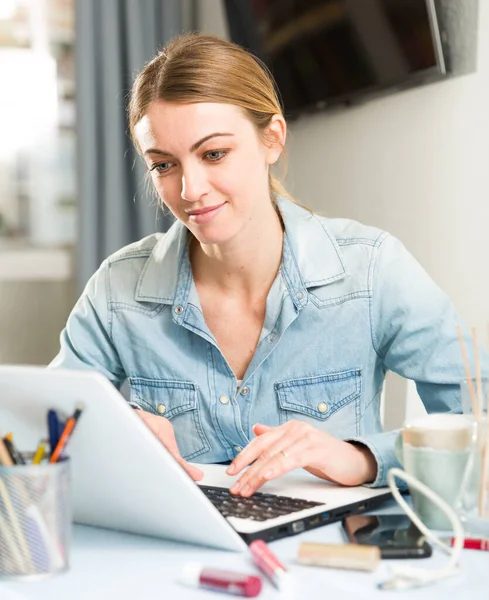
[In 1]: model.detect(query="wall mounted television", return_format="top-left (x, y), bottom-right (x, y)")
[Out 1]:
top-left (224, 0), bottom-right (446, 119)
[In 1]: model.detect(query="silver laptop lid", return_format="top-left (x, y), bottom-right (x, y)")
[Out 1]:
top-left (0, 366), bottom-right (246, 552)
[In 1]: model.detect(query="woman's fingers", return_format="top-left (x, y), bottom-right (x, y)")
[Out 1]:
top-left (180, 460), bottom-right (204, 481)
top-left (226, 424), bottom-right (284, 476)
top-left (252, 423), bottom-right (272, 436)
top-left (136, 410), bottom-right (204, 481)
top-left (232, 437), bottom-right (312, 496)
top-left (229, 422), bottom-right (311, 495)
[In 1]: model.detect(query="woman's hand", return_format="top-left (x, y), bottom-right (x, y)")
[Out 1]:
top-left (135, 410), bottom-right (204, 481)
top-left (226, 420), bottom-right (377, 496)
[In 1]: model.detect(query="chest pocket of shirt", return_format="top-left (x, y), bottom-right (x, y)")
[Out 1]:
top-left (275, 369), bottom-right (362, 438)
top-left (129, 378), bottom-right (211, 461)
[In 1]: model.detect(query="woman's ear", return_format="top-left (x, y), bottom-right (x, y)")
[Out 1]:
top-left (263, 114), bottom-right (287, 165)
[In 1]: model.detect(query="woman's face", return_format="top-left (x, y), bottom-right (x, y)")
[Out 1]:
top-left (135, 101), bottom-right (285, 246)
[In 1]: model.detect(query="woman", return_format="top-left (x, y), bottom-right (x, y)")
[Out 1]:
top-left (51, 33), bottom-right (468, 497)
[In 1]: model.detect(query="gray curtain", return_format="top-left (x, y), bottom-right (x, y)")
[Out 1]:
top-left (75, 0), bottom-right (186, 292)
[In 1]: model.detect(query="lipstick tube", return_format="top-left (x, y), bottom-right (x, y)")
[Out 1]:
top-left (249, 539), bottom-right (291, 590)
top-left (179, 563), bottom-right (262, 597)
top-left (446, 537), bottom-right (489, 551)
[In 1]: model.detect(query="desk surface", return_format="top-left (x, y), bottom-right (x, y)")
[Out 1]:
top-left (2, 500), bottom-right (486, 600)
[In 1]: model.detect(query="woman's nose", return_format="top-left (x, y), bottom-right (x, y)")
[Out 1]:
top-left (181, 165), bottom-right (209, 202)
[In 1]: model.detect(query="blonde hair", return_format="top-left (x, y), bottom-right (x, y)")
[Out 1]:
top-left (128, 33), bottom-right (295, 205)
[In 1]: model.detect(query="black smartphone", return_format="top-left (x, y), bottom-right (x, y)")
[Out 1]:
top-left (342, 514), bottom-right (432, 559)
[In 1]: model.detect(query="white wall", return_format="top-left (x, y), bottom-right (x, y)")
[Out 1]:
top-left (198, 1), bottom-right (489, 425)
top-left (197, 0), bottom-right (229, 38)
top-left (285, 7), bottom-right (489, 335)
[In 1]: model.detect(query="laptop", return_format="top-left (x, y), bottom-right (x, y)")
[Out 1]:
top-left (0, 366), bottom-right (392, 551)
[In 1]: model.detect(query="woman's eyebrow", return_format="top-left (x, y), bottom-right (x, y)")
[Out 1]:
top-left (143, 133), bottom-right (234, 157)
top-left (189, 132), bottom-right (234, 152)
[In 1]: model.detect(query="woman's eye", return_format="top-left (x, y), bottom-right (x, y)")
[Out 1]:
top-left (205, 150), bottom-right (226, 161)
top-left (150, 162), bottom-right (173, 174)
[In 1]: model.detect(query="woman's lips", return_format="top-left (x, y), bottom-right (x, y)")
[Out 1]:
top-left (187, 203), bottom-right (226, 224)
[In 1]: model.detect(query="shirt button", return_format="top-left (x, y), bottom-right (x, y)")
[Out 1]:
top-left (269, 333), bottom-right (277, 343)
top-left (157, 404), bottom-right (166, 415)
top-left (317, 402), bottom-right (328, 413)
top-left (174, 305), bottom-right (184, 315)
top-left (240, 387), bottom-right (250, 396)
top-left (296, 291), bottom-right (304, 300)
top-left (233, 445), bottom-right (242, 453)
top-left (219, 395), bottom-right (230, 405)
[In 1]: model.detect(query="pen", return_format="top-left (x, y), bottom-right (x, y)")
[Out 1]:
top-left (3, 435), bottom-right (26, 465)
top-left (249, 539), bottom-right (292, 591)
top-left (25, 505), bottom-right (65, 570)
top-left (445, 537), bottom-right (489, 551)
top-left (24, 509), bottom-right (50, 572)
top-left (50, 405), bottom-right (84, 463)
top-left (47, 409), bottom-right (62, 454)
top-left (0, 479), bottom-right (33, 571)
top-left (0, 524), bottom-right (17, 573)
top-left (0, 436), bottom-right (15, 466)
top-left (0, 506), bottom-right (26, 573)
top-left (33, 439), bottom-right (48, 465)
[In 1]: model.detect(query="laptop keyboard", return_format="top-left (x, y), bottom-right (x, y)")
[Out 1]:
top-left (200, 485), bottom-right (323, 521)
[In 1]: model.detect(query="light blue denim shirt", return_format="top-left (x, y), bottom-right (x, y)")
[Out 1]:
top-left (51, 198), bottom-right (473, 486)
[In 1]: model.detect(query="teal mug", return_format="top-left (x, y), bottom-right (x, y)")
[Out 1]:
top-left (395, 413), bottom-right (475, 530)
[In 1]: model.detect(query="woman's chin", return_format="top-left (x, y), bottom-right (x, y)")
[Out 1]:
top-left (192, 231), bottom-right (235, 247)
top-left (188, 220), bottom-right (242, 247)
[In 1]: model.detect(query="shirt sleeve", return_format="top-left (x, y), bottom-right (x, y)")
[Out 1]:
top-left (48, 260), bottom-right (126, 390)
top-left (348, 232), bottom-right (486, 487)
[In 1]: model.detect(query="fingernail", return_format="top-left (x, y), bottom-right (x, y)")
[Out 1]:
top-left (227, 464), bottom-right (235, 475)
top-left (230, 481), bottom-right (241, 493)
top-left (241, 484), bottom-right (251, 496)
top-left (264, 470), bottom-right (274, 480)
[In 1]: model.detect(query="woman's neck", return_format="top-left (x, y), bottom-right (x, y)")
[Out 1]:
top-left (190, 202), bottom-right (284, 300)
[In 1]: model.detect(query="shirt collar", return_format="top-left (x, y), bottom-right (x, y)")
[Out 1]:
top-left (135, 196), bottom-right (347, 304)
top-left (135, 219), bottom-right (188, 303)
top-left (277, 196), bottom-right (347, 288)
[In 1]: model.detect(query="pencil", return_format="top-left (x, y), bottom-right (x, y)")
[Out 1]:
top-left (0, 506), bottom-right (26, 573)
top-left (49, 405), bottom-right (83, 463)
top-left (32, 439), bottom-right (47, 465)
top-left (3, 435), bottom-right (26, 465)
top-left (0, 479), bottom-right (32, 572)
top-left (0, 436), bottom-right (14, 466)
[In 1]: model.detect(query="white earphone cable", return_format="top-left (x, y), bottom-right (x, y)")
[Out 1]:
top-left (379, 468), bottom-right (464, 591)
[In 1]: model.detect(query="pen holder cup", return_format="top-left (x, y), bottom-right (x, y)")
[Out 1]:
top-left (0, 459), bottom-right (71, 579)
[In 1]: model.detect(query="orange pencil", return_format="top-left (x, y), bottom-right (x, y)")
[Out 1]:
top-left (49, 405), bottom-right (83, 463)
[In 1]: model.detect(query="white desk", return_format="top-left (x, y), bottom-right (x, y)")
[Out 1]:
top-left (2, 500), bottom-right (487, 600)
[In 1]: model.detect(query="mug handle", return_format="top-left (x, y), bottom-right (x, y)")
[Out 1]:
top-left (394, 432), bottom-right (404, 466)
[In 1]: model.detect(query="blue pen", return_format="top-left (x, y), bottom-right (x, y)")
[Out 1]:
top-left (47, 410), bottom-right (62, 455)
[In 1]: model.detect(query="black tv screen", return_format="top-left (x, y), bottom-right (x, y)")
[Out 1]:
top-left (224, 0), bottom-right (446, 118)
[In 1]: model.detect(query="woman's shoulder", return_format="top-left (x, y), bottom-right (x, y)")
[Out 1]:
top-left (106, 233), bottom-right (163, 265)
top-left (310, 212), bottom-right (421, 279)
top-left (88, 225), bottom-right (186, 306)
top-left (280, 198), bottom-right (390, 247)
top-left (81, 234), bottom-right (164, 304)
top-left (312, 212), bottom-right (388, 248)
